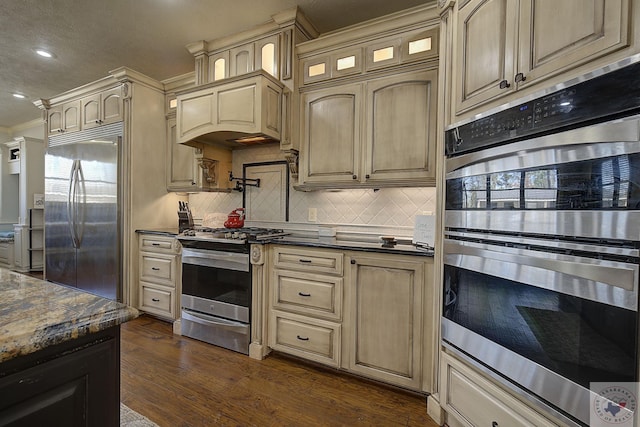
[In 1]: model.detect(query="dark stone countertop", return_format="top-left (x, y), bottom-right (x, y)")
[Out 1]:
top-left (135, 228), bottom-right (180, 236)
top-left (135, 228), bottom-right (433, 257)
top-left (261, 235), bottom-right (434, 257)
top-left (0, 268), bottom-right (139, 363)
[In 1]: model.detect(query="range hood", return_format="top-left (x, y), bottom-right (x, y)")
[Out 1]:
top-left (176, 70), bottom-right (284, 150)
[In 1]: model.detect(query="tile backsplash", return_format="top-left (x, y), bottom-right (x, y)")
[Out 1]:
top-left (188, 144), bottom-right (436, 230)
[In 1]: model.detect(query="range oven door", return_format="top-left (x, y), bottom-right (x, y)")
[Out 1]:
top-left (181, 247), bottom-right (251, 323)
top-left (180, 247), bottom-right (251, 355)
top-left (442, 236), bottom-right (639, 426)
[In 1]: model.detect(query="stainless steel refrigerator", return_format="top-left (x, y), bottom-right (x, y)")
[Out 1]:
top-left (44, 123), bottom-right (122, 301)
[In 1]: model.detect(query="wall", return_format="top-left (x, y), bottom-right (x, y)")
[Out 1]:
top-left (0, 120), bottom-right (45, 229)
top-left (188, 144), bottom-right (436, 235)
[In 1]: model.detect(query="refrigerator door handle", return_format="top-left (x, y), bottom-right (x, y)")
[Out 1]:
top-left (68, 160), bottom-right (79, 248)
top-left (75, 161), bottom-right (85, 246)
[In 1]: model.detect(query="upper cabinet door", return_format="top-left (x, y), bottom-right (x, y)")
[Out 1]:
top-left (300, 84), bottom-right (363, 185)
top-left (454, 0), bottom-right (518, 114)
top-left (81, 87), bottom-right (123, 130)
top-left (364, 70), bottom-right (437, 184)
top-left (255, 35), bottom-right (279, 79)
top-left (517, 0), bottom-right (629, 87)
top-left (229, 43), bottom-right (255, 77)
top-left (81, 94), bottom-right (101, 129)
top-left (100, 87), bottom-right (124, 125)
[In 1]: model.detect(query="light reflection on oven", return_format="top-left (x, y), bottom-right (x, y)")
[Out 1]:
top-left (450, 153), bottom-right (638, 211)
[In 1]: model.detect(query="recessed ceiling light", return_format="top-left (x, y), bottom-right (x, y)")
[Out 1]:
top-left (12, 93), bottom-right (27, 99)
top-left (35, 49), bottom-right (53, 58)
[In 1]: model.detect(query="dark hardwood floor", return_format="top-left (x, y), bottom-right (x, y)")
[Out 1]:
top-left (121, 315), bottom-right (439, 427)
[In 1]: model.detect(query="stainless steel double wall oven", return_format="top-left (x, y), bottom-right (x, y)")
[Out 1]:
top-left (443, 56), bottom-right (640, 426)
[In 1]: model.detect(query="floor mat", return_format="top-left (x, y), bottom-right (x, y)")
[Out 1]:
top-left (121, 403), bottom-right (160, 427)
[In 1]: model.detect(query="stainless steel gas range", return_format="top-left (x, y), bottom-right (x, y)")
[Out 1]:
top-left (176, 227), bottom-right (288, 354)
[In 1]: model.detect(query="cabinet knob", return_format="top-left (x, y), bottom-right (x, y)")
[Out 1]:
top-left (515, 72), bottom-right (526, 83)
top-left (499, 80), bottom-right (511, 89)
top-left (492, 422), bottom-right (498, 427)
top-left (365, 174), bottom-right (370, 179)
top-left (352, 174), bottom-right (357, 180)
top-left (350, 259), bottom-right (356, 265)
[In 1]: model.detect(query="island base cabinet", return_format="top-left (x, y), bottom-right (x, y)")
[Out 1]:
top-left (345, 254), bottom-right (424, 390)
top-left (440, 352), bottom-right (559, 427)
top-left (0, 329), bottom-right (119, 427)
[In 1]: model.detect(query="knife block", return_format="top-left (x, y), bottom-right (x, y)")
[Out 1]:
top-left (178, 211), bottom-right (193, 233)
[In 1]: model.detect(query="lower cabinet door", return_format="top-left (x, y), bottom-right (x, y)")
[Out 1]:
top-left (346, 255), bottom-right (424, 390)
top-left (139, 282), bottom-right (175, 319)
top-left (269, 310), bottom-right (341, 367)
top-left (441, 352), bottom-right (559, 427)
top-left (0, 338), bottom-right (118, 427)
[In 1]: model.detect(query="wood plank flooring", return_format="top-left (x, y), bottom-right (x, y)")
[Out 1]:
top-left (120, 315), bottom-right (439, 427)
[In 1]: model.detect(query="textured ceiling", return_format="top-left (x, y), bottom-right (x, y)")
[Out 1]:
top-left (0, 0), bottom-right (431, 129)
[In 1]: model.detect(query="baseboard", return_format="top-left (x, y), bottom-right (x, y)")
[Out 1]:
top-left (427, 393), bottom-right (444, 425)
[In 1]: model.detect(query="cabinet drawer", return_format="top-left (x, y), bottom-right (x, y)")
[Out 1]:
top-left (441, 353), bottom-right (558, 427)
top-left (273, 246), bottom-right (343, 275)
top-left (139, 283), bottom-right (174, 318)
top-left (139, 253), bottom-right (176, 285)
top-left (139, 235), bottom-right (177, 253)
top-left (272, 269), bottom-right (342, 320)
top-left (269, 311), bottom-right (341, 367)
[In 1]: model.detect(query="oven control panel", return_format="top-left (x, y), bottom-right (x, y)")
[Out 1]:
top-left (446, 58), bottom-right (640, 157)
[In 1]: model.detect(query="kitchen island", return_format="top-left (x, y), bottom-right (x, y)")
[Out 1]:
top-left (0, 268), bottom-right (139, 426)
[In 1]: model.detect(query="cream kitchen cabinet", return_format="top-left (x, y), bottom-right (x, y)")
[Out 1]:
top-left (268, 246), bottom-right (344, 367)
top-left (137, 234), bottom-right (181, 321)
top-left (454, 0), bottom-right (630, 114)
top-left (440, 352), bottom-right (560, 427)
top-left (80, 86), bottom-right (124, 129)
top-left (266, 244), bottom-right (434, 392)
top-left (165, 117), bottom-right (199, 191)
top-left (176, 70), bottom-right (283, 146)
top-left (228, 35), bottom-right (280, 79)
top-left (345, 253), bottom-right (426, 390)
top-left (47, 100), bottom-right (81, 134)
top-left (299, 69), bottom-right (437, 189)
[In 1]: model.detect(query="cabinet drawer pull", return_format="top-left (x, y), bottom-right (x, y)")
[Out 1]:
top-left (298, 259), bottom-right (312, 263)
top-left (296, 335), bottom-right (309, 341)
top-left (298, 292), bottom-right (311, 297)
top-left (151, 267), bottom-right (160, 271)
top-left (151, 243), bottom-right (160, 246)
top-left (151, 298), bottom-right (160, 302)
top-left (499, 79), bottom-right (511, 89)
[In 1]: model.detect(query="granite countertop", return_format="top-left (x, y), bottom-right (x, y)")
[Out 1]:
top-left (0, 268), bottom-right (139, 363)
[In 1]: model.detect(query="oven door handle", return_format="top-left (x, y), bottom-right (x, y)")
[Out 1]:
top-left (444, 239), bottom-right (638, 310)
top-left (181, 309), bottom-right (249, 332)
top-left (181, 248), bottom-right (250, 272)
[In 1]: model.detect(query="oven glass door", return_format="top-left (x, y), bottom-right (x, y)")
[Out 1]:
top-left (182, 262), bottom-right (250, 308)
top-left (444, 264), bottom-right (638, 388)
